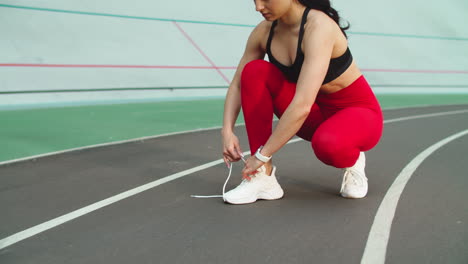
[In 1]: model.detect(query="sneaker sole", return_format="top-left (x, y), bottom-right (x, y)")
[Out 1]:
top-left (340, 191), bottom-right (367, 199)
top-left (225, 188), bottom-right (284, 205)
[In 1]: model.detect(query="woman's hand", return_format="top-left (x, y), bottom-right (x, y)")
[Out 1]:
top-left (241, 155), bottom-right (264, 181)
top-left (222, 130), bottom-right (243, 167)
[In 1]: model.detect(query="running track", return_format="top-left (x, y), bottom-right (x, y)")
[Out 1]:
top-left (1, 104), bottom-right (467, 263)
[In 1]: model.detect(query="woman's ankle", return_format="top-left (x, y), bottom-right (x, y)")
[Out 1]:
top-left (263, 162), bottom-right (273, 176)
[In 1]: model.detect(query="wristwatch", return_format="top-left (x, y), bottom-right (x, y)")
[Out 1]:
top-left (255, 146), bottom-right (272, 162)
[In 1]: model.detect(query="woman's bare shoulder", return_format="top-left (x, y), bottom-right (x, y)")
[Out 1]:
top-left (248, 20), bottom-right (273, 51)
top-left (304, 9), bottom-right (336, 32)
top-left (252, 20), bottom-right (273, 38)
top-left (303, 9), bottom-right (347, 49)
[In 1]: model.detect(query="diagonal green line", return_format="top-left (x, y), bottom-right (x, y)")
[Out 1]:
top-left (1, 4), bottom-right (468, 41)
top-left (348, 31), bottom-right (468, 41)
top-left (372, 84), bottom-right (468, 88)
top-left (0, 4), bottom-right (255, 27)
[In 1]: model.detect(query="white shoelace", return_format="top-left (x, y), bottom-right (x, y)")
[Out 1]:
top-left (340, 168), bottom-right (365, 193)
top-left (191, 155), bottom-right (247, 201)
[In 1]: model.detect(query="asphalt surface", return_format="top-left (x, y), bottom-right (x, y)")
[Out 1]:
top-left (1, 104), bottom-right (467, 264)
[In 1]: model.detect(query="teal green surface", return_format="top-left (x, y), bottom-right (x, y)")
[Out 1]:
top-left (1, 94), bottom-right (468, 163)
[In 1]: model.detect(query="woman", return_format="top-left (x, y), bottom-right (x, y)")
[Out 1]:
top-left (222, 0), bottom-right (383, 204)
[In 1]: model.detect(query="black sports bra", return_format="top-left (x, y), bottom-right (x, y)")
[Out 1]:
top-left (266, 8), bottom-right (353, 84)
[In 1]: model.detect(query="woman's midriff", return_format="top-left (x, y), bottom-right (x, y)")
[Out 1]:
top-left (316, 75), bottom-right (382, 118)
top-left (319, 61), bottom-right (362, 94)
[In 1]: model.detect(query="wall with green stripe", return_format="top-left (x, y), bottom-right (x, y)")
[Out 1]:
top-left (1, 0), bottom-right (467, 109)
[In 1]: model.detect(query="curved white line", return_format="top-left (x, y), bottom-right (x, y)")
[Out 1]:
top-left (361, 129), bottom-right (468, 264)
top-left (0, 109), bottom-right (467, 250)
top-left (383, 109), bottom-right (468, 124)
top-left (381, 103), bottom-right (468, 111)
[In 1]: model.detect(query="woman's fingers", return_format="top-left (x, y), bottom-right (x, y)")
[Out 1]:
top-left (230, 145), bottom-right (242, 159)
top-left (224, 146), bottom-right (242, 161)
top-left (223, 156), bottom-right (230, 168)
top-left (222, 133), bottom-right (244, 163)
top-left (236, 148), bottom-right (244, 161)
top-left (242, 174), bottom-right (252, 181)
top-left (241, 156), bottom-right (263, 180)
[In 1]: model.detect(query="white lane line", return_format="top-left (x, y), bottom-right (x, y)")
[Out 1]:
top-left (382, 103), bottom-right (468, 111)
top-left (0, 109), bottom-right (467, 250)
top-left (0, 158), bottom-right (230, 250)
top-left (383, 109), bottom-right (468, 124)
top-left (361, 129), bottom-right (468, 264)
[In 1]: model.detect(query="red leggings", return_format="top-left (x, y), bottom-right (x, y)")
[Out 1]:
top-left (240, 60), bottom-right (383, 168)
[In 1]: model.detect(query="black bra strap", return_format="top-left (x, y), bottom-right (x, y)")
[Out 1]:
top-left (296, 8), bottom-right (310, 56)
top-left (266, 20), bottom-right (277, 55)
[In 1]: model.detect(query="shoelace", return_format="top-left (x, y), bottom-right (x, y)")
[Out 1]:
top-left (191, 155), bottom-right (247, 201)
top-left (340, 167), bottom-right (366, 193)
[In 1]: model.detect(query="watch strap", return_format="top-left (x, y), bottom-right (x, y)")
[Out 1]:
top-left (255, 146), bottom-right (272, 162)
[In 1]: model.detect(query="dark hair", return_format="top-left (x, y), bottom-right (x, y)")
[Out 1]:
top-left (297, 0), bottom-right (350, 38)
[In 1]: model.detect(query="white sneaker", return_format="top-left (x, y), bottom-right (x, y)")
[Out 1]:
top-left (224, 165), bottom-right (284, 204)
top-left (340, 152), bottom-right (368, 198)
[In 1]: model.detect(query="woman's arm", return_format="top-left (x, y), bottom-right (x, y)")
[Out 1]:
top-left (242, 12), bottom-right (336, 175)
top-left (222, 22), bottom-right (268, 165)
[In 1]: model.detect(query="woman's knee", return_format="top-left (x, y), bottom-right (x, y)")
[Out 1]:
top-left (241, 60), bottom-right (273, 88)
top-left (243, 59), bottom-right (271, 74)
top-left (311, 133), bottom-right (358, 168)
